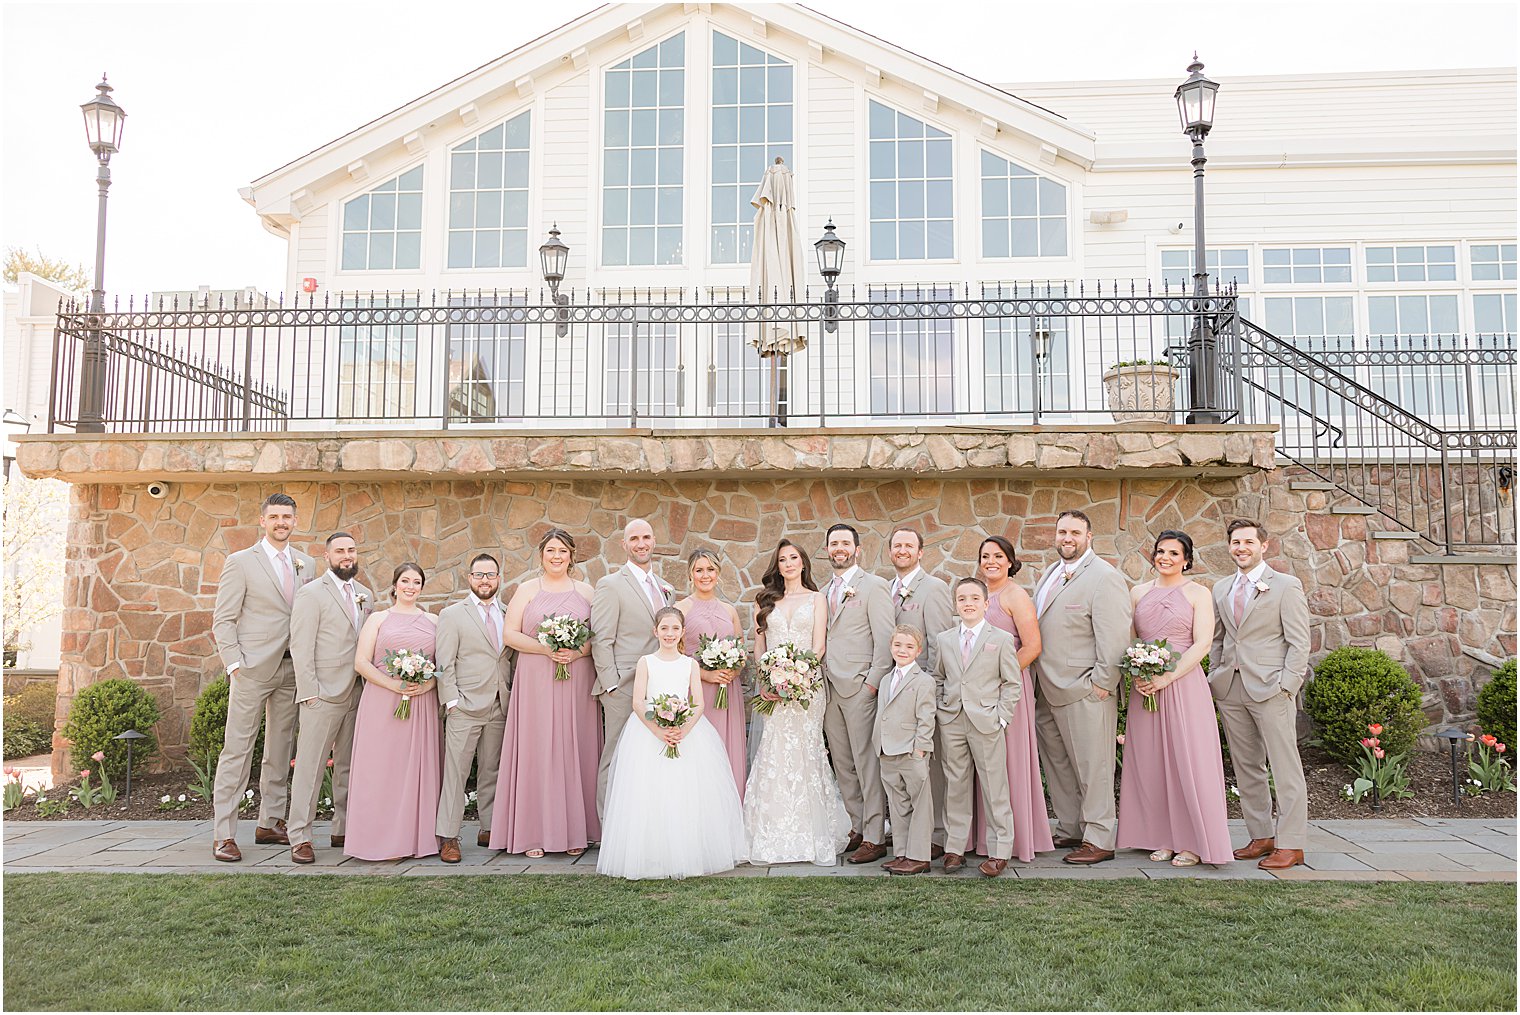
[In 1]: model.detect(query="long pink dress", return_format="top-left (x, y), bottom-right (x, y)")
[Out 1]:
top-left (682, 599), bottom-right (748, 800)
top-left (490, 587), bottom-right (601, 853)
top-left (974, 589), bottom-right (1055, 862)
top-left (344, 611), bottom-right (441, 861)
top-left (1116, 584), bottom-right (1233, 864)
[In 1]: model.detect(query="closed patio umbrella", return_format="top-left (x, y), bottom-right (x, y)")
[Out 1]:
top-left (748, 157), bottom-right (805, 425)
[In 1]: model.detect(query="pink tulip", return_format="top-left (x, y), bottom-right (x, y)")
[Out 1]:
top-left (1498, 744), bottom-right (1508, 754)
top-left (1373, 747), bottom-right (1385, 759)
top-left (1367, 723), bottom-right (1384, 736)
top-left (91, 751), bottom-right (105, 762)
top-left (326, 758), bottom-right (335, 768)
top-left (80, 769), bottom-right (90, 778)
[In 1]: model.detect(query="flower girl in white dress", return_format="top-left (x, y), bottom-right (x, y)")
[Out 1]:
top-left (598, 607), bottom-right (749, 880)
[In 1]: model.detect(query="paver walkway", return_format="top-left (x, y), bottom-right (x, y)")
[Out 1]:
top-left (4, 816), bottom-right (1513, 882)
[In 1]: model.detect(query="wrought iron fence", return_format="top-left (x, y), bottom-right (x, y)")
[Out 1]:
top-left (48, 282), bottom-right (1238, 432)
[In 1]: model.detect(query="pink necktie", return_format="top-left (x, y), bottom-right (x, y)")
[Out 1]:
top-left (342, 582), bottom-right (359, 630)
top-left (1233, 575), bottom-right (1250, 624)
top-left (890, 668), bottom-right (904, 698)
top-left (961, 628), bottom-right (975, 664)
top-left (645, 575), bottom-right (663, 611)
top-left (279, 553), bottom-right (295, 605)
top-left (830, 576), bottom-right (843, 615)
top-left (480, 603), bottom-right (499, 651)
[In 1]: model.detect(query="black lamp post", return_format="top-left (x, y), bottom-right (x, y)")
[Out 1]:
top-left (113, 728), bottom-right (146, 804)
top-left (813, 220), bottom-right (846, 333)
top-left (77, 76), bottom-right (126, 434)
top-left (1437, 728), bottom-right (1468, 805)
top-left (1174, 55), bottom-right (1222, 425)
top-left (538, 224), bottom-right (570, 337)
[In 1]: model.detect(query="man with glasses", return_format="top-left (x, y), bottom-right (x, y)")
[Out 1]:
top-left (434, 552), bottom-right (514, 863)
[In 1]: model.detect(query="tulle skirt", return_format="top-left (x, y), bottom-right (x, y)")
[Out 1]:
top-left (596, 716), bottom-right (749, 880)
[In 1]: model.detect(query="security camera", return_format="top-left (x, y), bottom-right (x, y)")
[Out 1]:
top-left (1168, 222), bottom-right (1186, 234)
top-left (146, 481), bottom-right (170, 500)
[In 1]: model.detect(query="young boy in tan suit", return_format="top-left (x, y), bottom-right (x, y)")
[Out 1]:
top-left (876, 625), bottom-right (938, 876)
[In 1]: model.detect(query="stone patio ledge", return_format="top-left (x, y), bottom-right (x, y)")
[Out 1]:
top-left (16, 425), bottom-right (1277, 483)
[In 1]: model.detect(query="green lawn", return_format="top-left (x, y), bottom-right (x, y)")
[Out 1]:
top-left (4, 874), bottom-right (1514, 1011)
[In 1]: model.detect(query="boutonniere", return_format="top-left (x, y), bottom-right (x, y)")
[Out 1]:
top-left (354, 592), bottom-right (368, 608)
top-left (1061, 570), bottom-right (1075, 585)
top-left (1254, 580), bottom-right (1271, 594)
top-left (842, 585), bottom-right (858, 601)
top-left (659, 580), bottom-right (675, 599)
top-left (897, 585), bottom-right (915, 604)
top-left (293, 558), bottom-right (306, 575)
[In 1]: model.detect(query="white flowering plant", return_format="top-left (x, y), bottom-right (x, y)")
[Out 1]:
top-left (537, 614), bottom-right (592, 681)
top-left (383, 648), bottom-right (437, 719)
top-left (696, 634), bottom-right (747, 709)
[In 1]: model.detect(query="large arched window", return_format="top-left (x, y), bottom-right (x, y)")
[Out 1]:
top-left (340, 166), bottom-right (423, 271)
top-left (979, 150), bottom-right (1066, 258)
top-left (868, 100), bottom-right (953, 261)
top-left (448, 111), bottom-right (531, 269)
top-left (710, 31), bottom-right (793, 264)
top-left (603, 34), bottom-right (685, 266)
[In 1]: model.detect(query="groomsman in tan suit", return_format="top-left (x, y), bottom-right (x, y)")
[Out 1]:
top-left (884, 525), bottom-right (954, 856)
top-left (434, 552), bottom-right (514, 863)
top-left (821, 522), bottom-right (896, 864)
top-left (590, 518), bottom-right (671, 817)
top-left (210, 493), bottom-right (314, 861)
top-left (876, 626), bottom-right (937, 876)
top-left (1210, 518), bottom-right (1312, 870)
top-left (933, 577), bottom-right (1022, 877)
top-left (1031, 509), bottom-right (1132, 865)
top-left (286, 532), bottom-right (371, 863)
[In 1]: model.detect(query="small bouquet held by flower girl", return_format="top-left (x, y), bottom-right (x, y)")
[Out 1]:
top-left (1119, 638), bottom-right (1178, 713)
top-left (645, 693), bottom-right (696, 759)
top-left (537, 614), bottom-right (592, 680)
top-left (695, 634), bottom-right (747, 709)
top-left (383, 648), bottom-right (436, 720)
top-left (754, 642), bottom-right (824, 715)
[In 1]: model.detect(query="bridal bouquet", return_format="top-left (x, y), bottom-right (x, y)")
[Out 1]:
top-left (646, 693), bottom-right (695, 759)
top-left (696, 634), bottom-right (747, 709)
top-left (754, 643), bottom-right (824, 715)
top-left (383, 648), bottom-right (436, 720)
top-left (537, 614), bottom-right (591, 680)
top-left (1119, 638), bottom-right (1178, 713)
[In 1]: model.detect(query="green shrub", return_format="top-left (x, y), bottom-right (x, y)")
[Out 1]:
top-left (2, 683), bottom-right (58, 760)
top-left (189, 675), bottom-right (263, 776)
top-left (1476, 659), bottom-right (1516, 748)
top-left (60, 679), bottom-right (160, 780)
top-left (1303, 648), bottom-right (1425, 763)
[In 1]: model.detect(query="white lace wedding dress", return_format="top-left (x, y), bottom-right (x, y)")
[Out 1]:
top-left (743, 596), bottom-right (851, 865)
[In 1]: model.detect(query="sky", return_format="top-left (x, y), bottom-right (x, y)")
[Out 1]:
top-left (2, 0), bottom-right (1515, 298)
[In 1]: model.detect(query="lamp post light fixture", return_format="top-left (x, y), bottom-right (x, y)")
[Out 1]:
top-left (1437, 727), bottom-right (1469, 805)
top-left (113, 728), bottom-right (146, 804)
top-left (814, 220), bottom-right (846, 333)
top-left (1030, 322), bottom-right (1053, 424)
top-left (538, 224), bottom-right (570, 337)
top-left (77, 75), bottom-right (126, 435)
top-left (1174, 54), bottom-right (1223, 425)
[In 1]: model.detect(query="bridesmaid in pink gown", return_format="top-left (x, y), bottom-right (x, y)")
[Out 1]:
top-left (973, 535), bottom-right (1054, 862)
top-left (490, 528), bottom-right (601, 858)
top-left (344, 562), bottom-right (442, 861)
top-left (676, 549), bottom-right (747, 799)
top-left (1116, 530), bottom-right (1233, 866)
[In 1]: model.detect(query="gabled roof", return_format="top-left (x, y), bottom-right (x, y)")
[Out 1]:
top-left (241, 2), bottom-right (1097, 236)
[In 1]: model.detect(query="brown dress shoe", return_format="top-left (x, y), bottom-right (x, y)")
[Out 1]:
top-left (478, 831), bottom-right (493, 848)
top-left (889, 859), bottom-right (931, 876)
top-left (1062, 842), bottom-right (1116, 865)
top-left (1052, 836), bottom-right (1083, 849)
top-left (882, 854), bottom-right (906, 869)
top-left (1257, 848), bottom-right (1305, 870)
top-left (1233, 837), bottom-right (1276, 861)
top-left (330, 835), bottom-right (345, 848)
top-left (845, 831), bottom-right (863, 853)
top-left (930, 843), bottom-right (946, 860)
top-left (848, 840), bottom-right (889, 864)
top-left (291, 842), bottom-right (315, 864)
top-left (439, 838), bottom-right (462, 864)
top-left (212, 839), bottom-right (242, 862)
top-left (979, 857), bottom-right (1008, 877)
top-left (254, 820), bottom-right (289, 845)
top-left (942, 852), bottom-right (966, 873)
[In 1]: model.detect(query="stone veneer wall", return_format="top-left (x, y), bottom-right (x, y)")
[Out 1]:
top-left (52, 466), bottom-right (1514, 775)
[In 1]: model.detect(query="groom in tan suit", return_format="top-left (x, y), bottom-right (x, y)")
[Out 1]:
top-left (1032, 509), bottom-right (1132, 865)
top-left (210, 493), bottom-right (314, 861)
top-left (933, 577), bottom-right (1022, 877)
top-left (434, 552), bottom-right (513, 863)
top-left (286, 531), bottom-right (371, 863)
top-left (1210, 518), bottom-right (1312, 870)
top-left (590, 518), bottom-right (671, 817)
top-left (821, 522), bottom-right (896, 864)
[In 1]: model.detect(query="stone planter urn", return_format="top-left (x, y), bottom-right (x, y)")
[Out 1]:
top-left (1103, 362), bottom-right (1181, 424)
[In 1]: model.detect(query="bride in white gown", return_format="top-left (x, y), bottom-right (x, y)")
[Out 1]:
top-left (744, 540), bottom-right (851, 865)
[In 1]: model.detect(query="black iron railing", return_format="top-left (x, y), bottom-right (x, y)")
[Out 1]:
top-left (48, 282), bottom-right (1238, 432)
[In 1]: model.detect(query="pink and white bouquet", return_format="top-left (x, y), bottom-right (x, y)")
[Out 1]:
top-left (1118, 637), bottom-right (1177, 713)
top-left (696, 634), bottom-right (747, 709)
top-left (383, 648), bottom-right (436, 719)
top-left (537, 613), bottom-right (591, 681)
top-left (645, 692), bottom-right (695, 759)
top-left (754, 642), bottom-right (824, 715)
